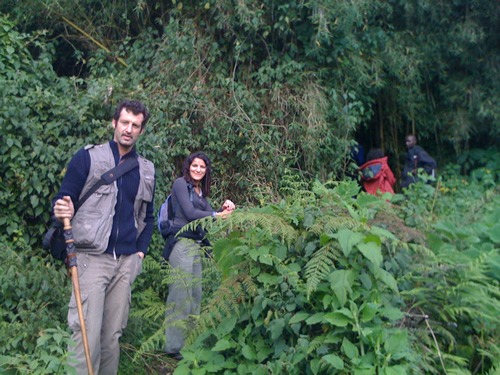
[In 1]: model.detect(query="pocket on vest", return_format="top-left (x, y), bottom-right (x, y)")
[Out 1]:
top-left (139, 174), bottom-right (154, 203)
top-left (72, 184), bottom-right (114, 251)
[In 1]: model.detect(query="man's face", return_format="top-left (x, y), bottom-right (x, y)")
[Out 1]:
top-left (112, 108), bottom-right (145, 154)
top-left (405, 136), bottom-right (416, 149)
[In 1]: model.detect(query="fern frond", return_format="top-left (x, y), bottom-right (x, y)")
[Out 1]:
top-left (181, 210), bottom-right (298, 245)
top-left (273, 257), bottom-right (302, 289)
top-left (133, 324), bottom-right (166, 359)
top-left (130, 288), bottom-right (166, 321)
top-left (408, 243), bottom-right (438, 260)
top-left (162, 261), bottom-right (200, 289)
top-left (440, 353), bottom-right (470, 369)
top-left (309, 215), bottom-right (358, 236)
top-left (307, 334), bottom-right (329, 355)
top-left (142, 255), bottom-right (165, 273)
top-left (185, 273), bottom-right (257, 346)
top-left (305, 243), bottom-right (339, 297)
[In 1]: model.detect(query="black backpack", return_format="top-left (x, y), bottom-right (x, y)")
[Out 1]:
top-left (157, 194), bottom-right (175, 238)
top-left (157, 183), bottom-right (195, 239)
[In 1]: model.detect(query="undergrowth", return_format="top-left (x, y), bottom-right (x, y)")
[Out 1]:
top-left (1, 157), bottom-right (498, 374)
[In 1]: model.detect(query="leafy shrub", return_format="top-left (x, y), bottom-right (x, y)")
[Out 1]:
top-left (167, 175), bottom-right (499, 374)
top-left (0, 235), bottom-right (73, 374)
top-left (173, 180), bottom-right (423, 374)
top-left (457, 148), bottom-right (500, 182)
top-left (397, 166), bottom-right (500, 373)
top-left (0, 15), bottom-right (118, 246)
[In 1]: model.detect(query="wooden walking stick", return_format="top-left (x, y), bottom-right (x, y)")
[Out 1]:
top-left (64, 218), bottom-right (94, 375)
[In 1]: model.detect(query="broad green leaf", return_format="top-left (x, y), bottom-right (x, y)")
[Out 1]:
top-left (257, 272), bottom-right (282, 285)
top-left (337, 307), bottom-right (355, 320)
top-left (304, 211), bottom-right (315, 227)
top-left (259, 254), bottom-right (273, 265)
top-left (333, 180), bottom-right (361, 202)
top-left (213, 239), bottom-right (245, 277)
top-left (248, 248), bottom-right (261, 261)
top-left (241, 344), bottom-right (256, 360)
top-left (320, 232), bottom-right (335, 246)
top-left (356, 193), bottom-right (381, 208)
top-left (381, 307), bottom-right (404, 321)
top-left (253, 366), bottom-right (268, 375)
top-left (271, 244), bottom-right (287, 259)
top-left (212, 338), bottom-right (234, 351)
top-left (306, 313), bottom-right (325, 325)
top-left (357, 242), bottom-right (383, 267)
top-left (384, 331), bottom-right (408, 359)
top-left (353, 367), bottom-right (376, 375)
top-left (370, 226), bottom-right (397, 240)
top-left (360, 303), bottom-right (379, 322)
top-left (310, 358), bottom-right (321, 375)
top-left (289, 312), bottom-right (310, 324)
top-left (342, 337), bottom-right (359, 359)
top-left (269, 318), bottom-right (284, 340)
top-left (359, 273), bottom-right (373, 290)
top-left (336, 229), bottom-right (363, 257)
top-left (304, 241), bottom-right (317, 257)
top-left (180, 350), bottom-right (196, 361)
top-left (256, 345), bottom-right (273, 362)
top-left (324, 310), bottom-right (353, 327)
top-left (383, 365), bottom-right (407, 375)
top-left (249, 246), bottom-right (271, 261)
top-left (373, 268), bottom-right (399, 293)
top-left (216, 314), bottom-right (237, 336)
top-left (322, 354), bottom-right (344, 369)
top-left (486, 222), bottom-right (500, 244)
top-left (364, 233), bottom-right (382, 246)
top-left (330, 269), bottom-right (354, 307)
top-left (172, 363), bottom-right (190, 375)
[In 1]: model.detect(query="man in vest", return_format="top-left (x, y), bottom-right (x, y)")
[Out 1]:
top-left (401, 134), bottom-right (437, 188)
top-left (52, 100), bottom-right (155, 374)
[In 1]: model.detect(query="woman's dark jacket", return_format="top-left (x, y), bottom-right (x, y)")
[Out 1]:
top-left (162, 177), bottom-right (215, 260)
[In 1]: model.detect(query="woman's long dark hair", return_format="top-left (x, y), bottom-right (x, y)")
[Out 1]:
top-left (182, 151), bottom-right (212, 197)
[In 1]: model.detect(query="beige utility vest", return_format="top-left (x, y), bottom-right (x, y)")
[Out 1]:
top-left (71, 143), bottom-right (155, 253)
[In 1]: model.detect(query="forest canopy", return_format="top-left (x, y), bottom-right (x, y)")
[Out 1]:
top-left (1, 1), bottom-right (499, 188)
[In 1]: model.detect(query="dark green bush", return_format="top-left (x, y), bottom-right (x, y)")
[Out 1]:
top-left (169, 177), bottom-right (498, 374)
top-left (0, 235), bottom-right (73, 374)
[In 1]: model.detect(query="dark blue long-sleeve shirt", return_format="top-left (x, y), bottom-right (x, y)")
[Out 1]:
top-left (53, 140), bottom-right (155, 255)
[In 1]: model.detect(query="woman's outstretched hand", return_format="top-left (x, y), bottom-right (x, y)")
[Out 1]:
top-left (215, 200), bottom-right (235, 218)
top-left (222, 200), bottom-right (236, 212)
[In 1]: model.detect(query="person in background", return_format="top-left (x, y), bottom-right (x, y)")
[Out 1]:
top-left (359, 148), bottom-right (396, 195)
top-left (401, 134), bottom-right (437, 188)
top-left (52, 100), bottom-right (155, 374)
top-left (350, 142), bottom-right (366, 167)
top-left (163, 151), bottom-right (235, 360)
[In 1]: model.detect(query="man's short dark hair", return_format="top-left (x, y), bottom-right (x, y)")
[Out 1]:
top-left (113, 100), bottom-right (150, 129)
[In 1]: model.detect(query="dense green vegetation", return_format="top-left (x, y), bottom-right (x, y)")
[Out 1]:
top-left (172, 171), bottom-right (499, 374)
top-left (0, 1), bottom-right (498, 374)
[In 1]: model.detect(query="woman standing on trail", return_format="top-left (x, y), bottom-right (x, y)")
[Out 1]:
top-left (163, 151), bottom-right (235, 360)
